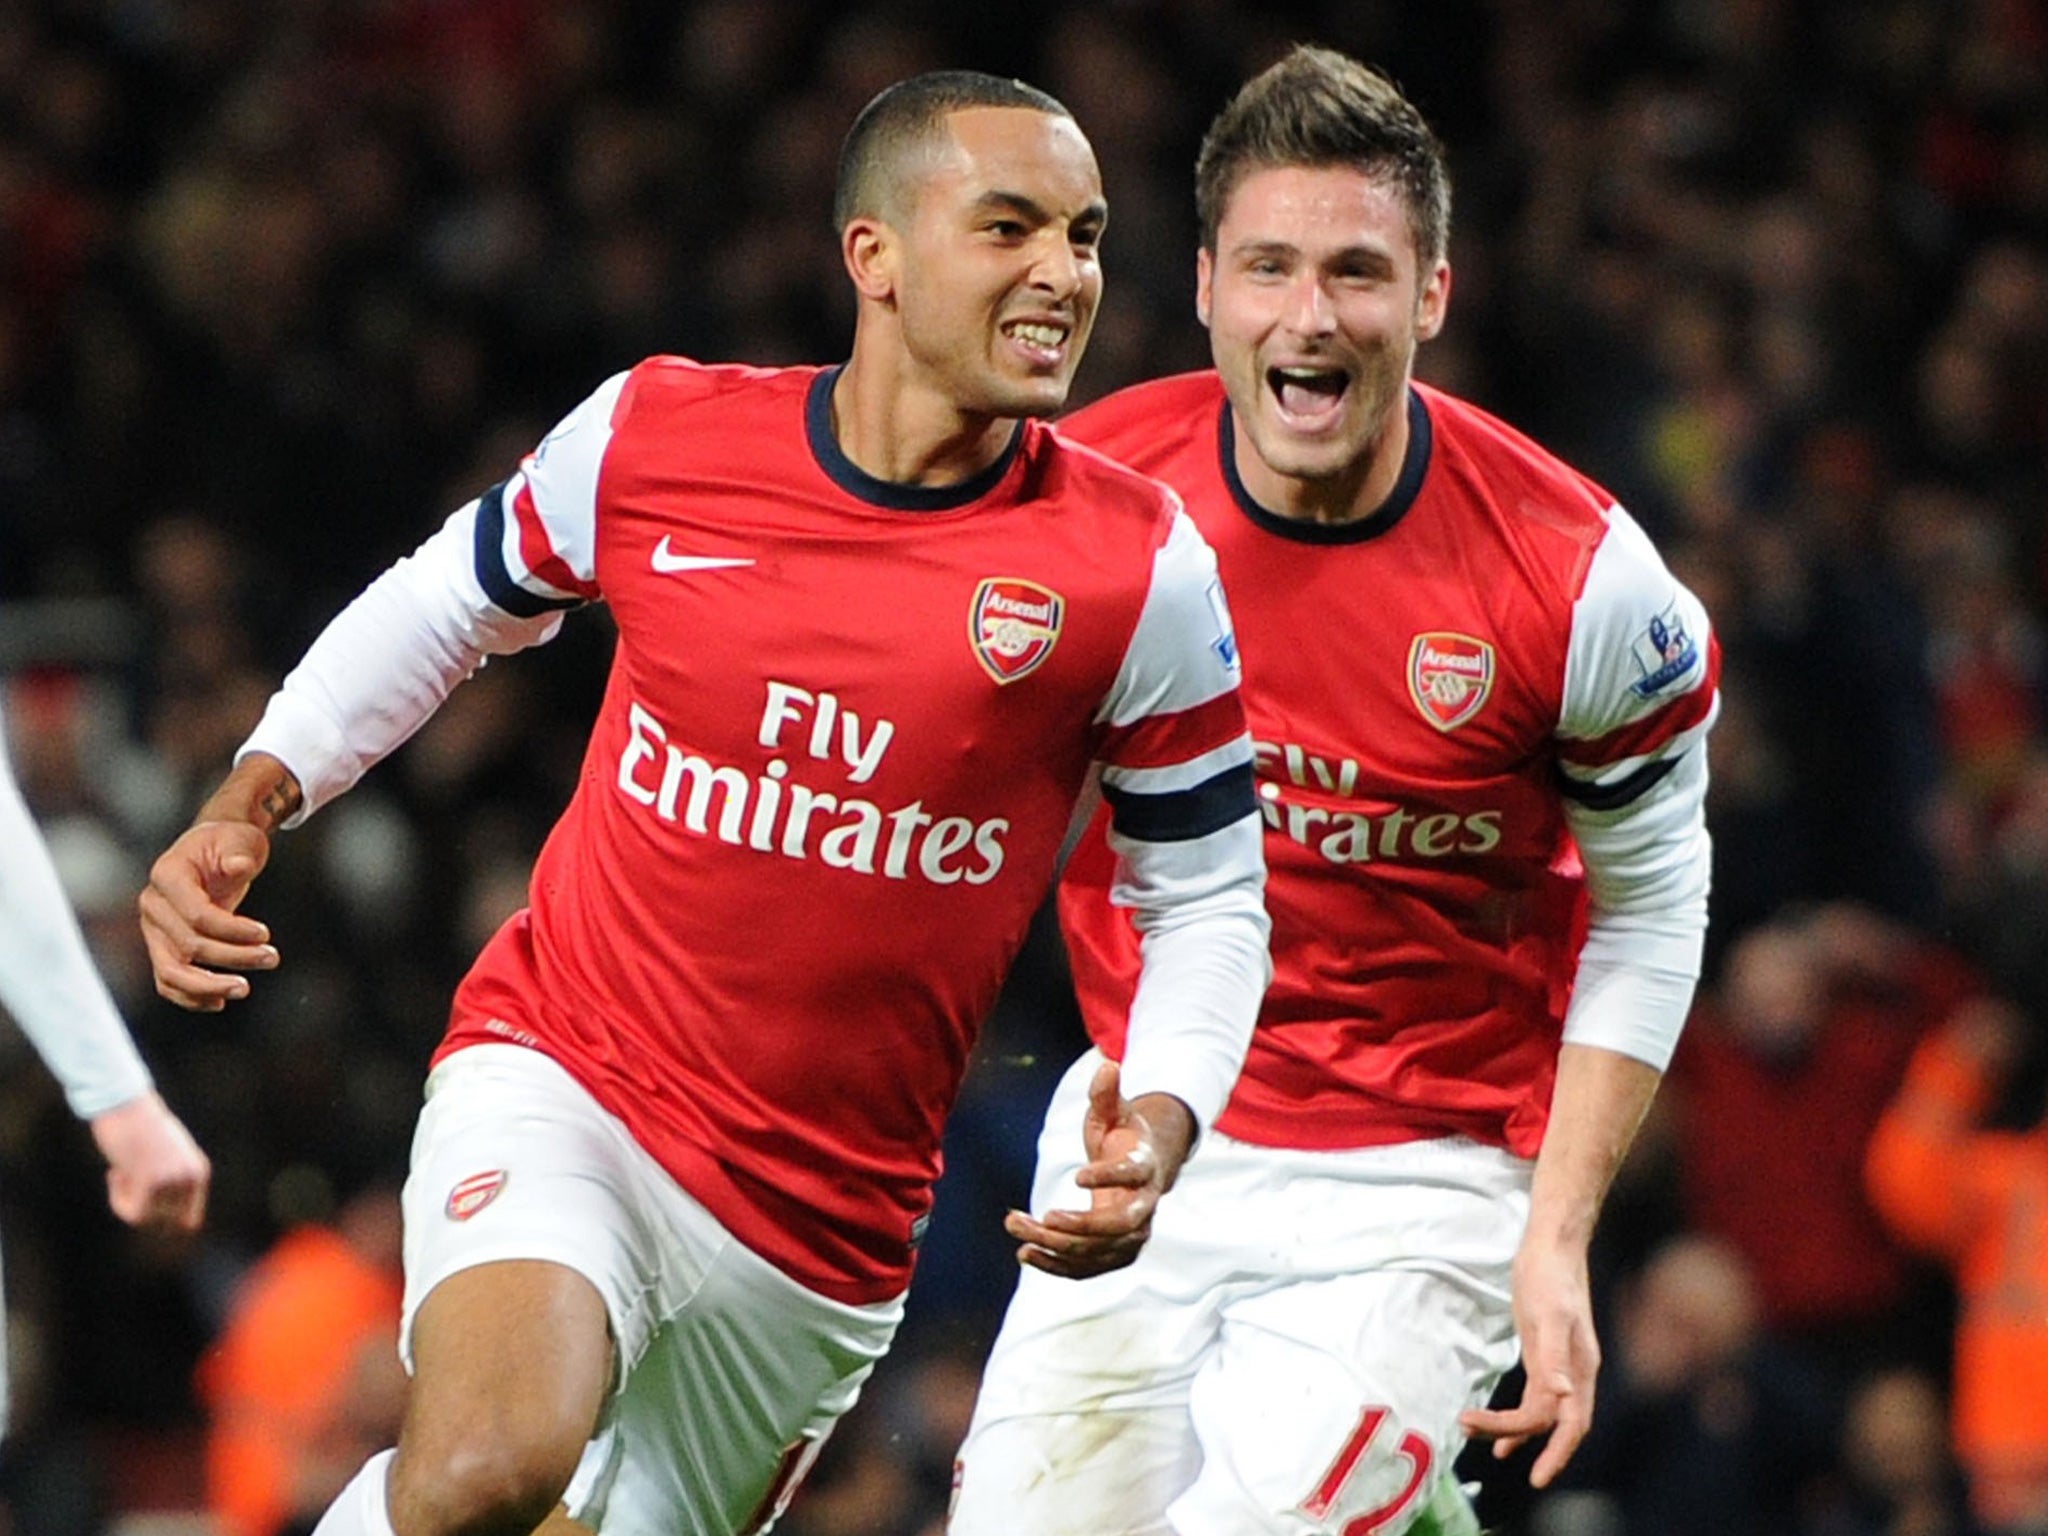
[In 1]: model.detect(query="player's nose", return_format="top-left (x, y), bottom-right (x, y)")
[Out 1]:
top-left (1281, 271), bottom-right (1337, 336)
top-left (1029, 232), bottom-right (1087, 300)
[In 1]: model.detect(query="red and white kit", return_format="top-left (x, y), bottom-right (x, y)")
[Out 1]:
top-left (241, 359), bottom-right (1270, 1534)
top-left (953, 373), bottom-right (1718, 1536)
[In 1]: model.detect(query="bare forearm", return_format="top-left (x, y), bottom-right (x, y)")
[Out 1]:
top-left (1463, 1045), bottom-right (1660, 1484)
top-left (1525, 1043), bottom-right (1663, 1251)
top-left (195, 753), bottom-right (303, 833)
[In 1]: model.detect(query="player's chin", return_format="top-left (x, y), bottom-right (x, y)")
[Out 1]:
top-left (984, 373), bottom-right (1075, 420)
top-left (1253, 427), bottom-right (1364, 483)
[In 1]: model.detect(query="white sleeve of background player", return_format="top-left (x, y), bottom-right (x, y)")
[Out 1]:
top-left (237, 374), bottom-right (627, 827)
top-left (1097, 507), bottom-right (1270, 1134)
top-left (0, 726), bottom-right (152, 1119)
top-left (1557, 506), bottom-right (1719, 1070)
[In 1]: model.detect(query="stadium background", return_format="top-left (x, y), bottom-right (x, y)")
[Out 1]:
top-left (2, 0), bottom-right (2045, 1531)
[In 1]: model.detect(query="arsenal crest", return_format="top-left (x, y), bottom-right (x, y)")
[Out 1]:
top-left (1408, 632), bottom-right (1496, 731)
top-left (969, 578), bottom-right (1064, 684)
top-left (446, 1169), bottom-right (508, 1221)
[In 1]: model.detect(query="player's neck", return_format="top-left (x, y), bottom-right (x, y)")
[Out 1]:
top-left (830, 356), bottom-right (1016, 488)
top-left (1235, 391), bottom-right (1410, 527)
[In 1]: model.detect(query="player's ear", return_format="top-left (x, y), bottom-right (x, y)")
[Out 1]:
top-left (1195, 246), bottom-right (1214, 329)
top-left (1415, 257), bottom-right (1451, 341)
top-left (843, 216), bottom-right (899, 303)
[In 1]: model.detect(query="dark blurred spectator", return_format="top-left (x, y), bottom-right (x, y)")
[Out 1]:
top-left (1805, 1366), bottom-right (1984, 1536)
top-left (0, 1268), bottom-right (106, 1536)
top-left (1914, 509), bottom-right (2046, 807)
top-left (1941, 755), bottom-right (2048, 1029)
top-left (776, 1327), bottom-right (1006, 1535)
top-left (1869, 999), bottom-right (2048, 1535)
top-left (1694, 653), bottom-right (1804, 957)
top-left (1730, 426), bottom-right (1947, 926)
top-left (1670, 905), bottom-right (1974, 1385)
top-left (776, 1412), bottom-right (919, 1536)
top-left (1545, 1234), bottom-right (1832, 1536)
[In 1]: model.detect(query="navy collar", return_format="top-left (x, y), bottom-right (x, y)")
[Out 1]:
top-left (1217, 385), bottom-right (1432, 544)
top-left (806, 366), bottom-right (1024, 511)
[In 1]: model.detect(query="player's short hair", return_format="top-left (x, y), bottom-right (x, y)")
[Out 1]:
top-left (834, 70), bottom-right (1074, 231)
top-left (1195, 45), bottom-right (1450, 266)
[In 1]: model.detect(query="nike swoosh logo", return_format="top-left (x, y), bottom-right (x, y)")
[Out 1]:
top-left (651, 536), bottom-right (756, 574)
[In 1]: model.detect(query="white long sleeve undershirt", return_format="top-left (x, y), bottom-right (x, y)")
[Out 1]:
top-left (0, 721), bottom-right (152, 1119)
top-left (1559, 726), bottom-right (1711, 1072)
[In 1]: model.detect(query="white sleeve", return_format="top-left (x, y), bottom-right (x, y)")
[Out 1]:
top-left (0, 727), bottom-right (152, 1119)
top-left (238, 373), bottom-right (627, 826)
top-left (1096, 509), bottom-right (1270, 1133)
top-left (1557, 506), bottom-right (1718, 1070)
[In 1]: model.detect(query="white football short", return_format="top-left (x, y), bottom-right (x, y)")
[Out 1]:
top-left (400, 1043), bottom-right (904, 1536)
top-left (951, 1049), bottom-right (1529, 1536)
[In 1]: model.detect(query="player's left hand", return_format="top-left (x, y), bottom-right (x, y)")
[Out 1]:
top-left (1459, 1236), bottom-right (1600, 1488)
top-left (90, 1090), bottom-right (211, 1233)
top-left (1005, 1060), bottom-right (1194, 1280)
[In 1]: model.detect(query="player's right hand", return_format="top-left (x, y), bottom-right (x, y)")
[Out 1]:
top-left (139, 820), bottom-right (278, 1011)
top-left (1460, 1237), bottom-right (1600, 1487)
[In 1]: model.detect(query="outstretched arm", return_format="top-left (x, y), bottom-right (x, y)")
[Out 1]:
top-left (137, 499), bottom-right (557, 1013)
top-left (1460, 1043), bottom-right (1660, 1486)
top-left (1460, 747), bottom-right (1708, 1486)
top-left (0, 730), bottom-right (210, 1228)
top-left (1866, 995), bottom-right (2019, 1258)
top-left (1462, 503), bottom-right (1720, 1483)
top-left (135, 507), bottom-right (560, 1015)
top-left (137, 373), bottom-right (625, 1011)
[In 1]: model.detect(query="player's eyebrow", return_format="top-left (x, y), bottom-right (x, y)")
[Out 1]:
top-left (1230, 239), bottom-right (1397, 276)
top-left (1231, 239), bottom-right (1299, 261)
top-left (1327, 244), bottom-right (1398, 276)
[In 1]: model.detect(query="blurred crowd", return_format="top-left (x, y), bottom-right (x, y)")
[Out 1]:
top-left (1, 0), bottom-right (2045, 1532)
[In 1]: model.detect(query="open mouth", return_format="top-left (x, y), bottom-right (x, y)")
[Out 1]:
top-left (1266, 365), bottom-right (1351, 426)
top-left (1002, 318), bottom-right (1071, 366)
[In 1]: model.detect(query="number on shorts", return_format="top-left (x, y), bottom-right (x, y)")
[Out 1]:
top-left (1300, 1404), bottom-right (1434, 1535)
top-left (742, 1436), bottom-right (826, 1535)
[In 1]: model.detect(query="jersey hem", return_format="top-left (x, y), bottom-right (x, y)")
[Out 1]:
top-left (1214, 1095), bottom-right (1544, 1159)
top-left (431, 1030), bottom-right (918, 1308)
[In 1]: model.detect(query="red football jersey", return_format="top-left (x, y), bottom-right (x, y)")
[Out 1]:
top-left (435, 360), bottom-right (1256, 1302)
top-left (1059, 372), bottom-right (1718, 1156)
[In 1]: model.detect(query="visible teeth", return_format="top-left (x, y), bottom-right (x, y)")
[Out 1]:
top-left (1270, 364), bottom-right (1349, 419)
top-left (1269, 365), bottom-right (1349, 415)
top-left (1007, 322), bottom-right (1066, 346)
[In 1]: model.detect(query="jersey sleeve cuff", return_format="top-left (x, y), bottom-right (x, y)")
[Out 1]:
top-left (65, 1062), bottom-right (155, 1121)
top-left (238, 689), bottom-right (360, 827)
top-left (1560, 923), bottom-right (1703, 1071)
top-left (1116, 1043), bottom-right (1239, 1139)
